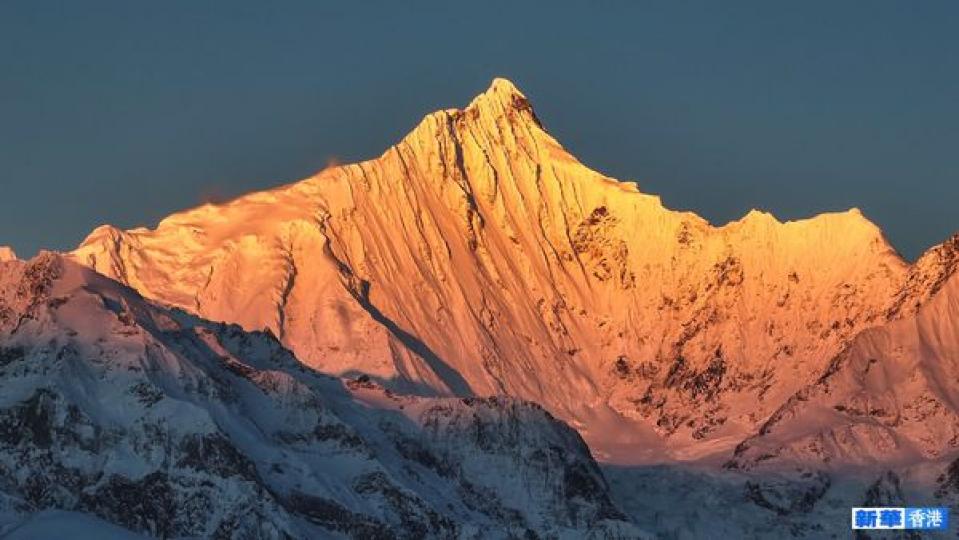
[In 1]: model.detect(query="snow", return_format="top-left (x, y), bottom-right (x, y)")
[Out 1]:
top-left (8, 77), bottom-right (955, 536)
top-left (0, 254), bottom-right (644, 538)
top-left (65, 78), bottom-right (930, 467)
top-left (730, 270), bottom-right (959, 470)
top-left (1, 510), bottom-right (147, 540)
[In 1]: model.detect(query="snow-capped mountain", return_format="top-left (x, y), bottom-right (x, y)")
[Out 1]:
top-left (70, 79), bottom-right (937, 466)
top-left (15, 77), bottom-right (951, 537)
top-left (0, 253), bottom-right (644, 538)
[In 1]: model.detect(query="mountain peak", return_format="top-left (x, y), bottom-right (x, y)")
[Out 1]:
top-left (397, 77), bottom-right (548, 163)
top-left (0, 245), bottom-right (16, 262)
top-left (475, 77), bottom-right (526, 102)
top-left (739, 209), bottom-right (780, 224)
top-left (65, 81), bottom-right (920, 468)
top-left (463, 77), bottom-right (541, 127)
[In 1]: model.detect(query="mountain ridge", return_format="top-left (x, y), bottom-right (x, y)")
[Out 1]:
top-left (0, 252), bottom-right (645, 538)
top-left (67, 78), bottom-right (952, 465)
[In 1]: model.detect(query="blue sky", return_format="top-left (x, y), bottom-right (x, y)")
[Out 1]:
top-left (2, 1), bottom-right (957, 259)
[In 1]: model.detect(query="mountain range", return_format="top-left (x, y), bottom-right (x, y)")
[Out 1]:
top-left (2, 79), bottom-right (958, 538)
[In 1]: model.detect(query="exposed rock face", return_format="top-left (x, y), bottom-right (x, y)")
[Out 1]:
top-left (0, 247), bottom-right (15, 263)
top-left (0, 254), bottom-right (645, 538)
top-left (69, 79), bottom-right (957, 464)
top-left (887, 233), bottom-right (959, 318)
top-left (728, 266), bottom-right (959, 470)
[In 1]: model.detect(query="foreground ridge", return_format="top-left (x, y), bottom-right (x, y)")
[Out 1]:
top-left (0, 253), bottom-right (644, 538)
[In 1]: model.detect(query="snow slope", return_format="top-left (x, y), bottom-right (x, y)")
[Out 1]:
top-left (729, 235), bottom-right (959, 470)
top-left (70, 79), bottom-right (920, 463)
top-left (0, 253), bottom-right (645, 539)
top-left (2, 510), bottom-right (148, 540)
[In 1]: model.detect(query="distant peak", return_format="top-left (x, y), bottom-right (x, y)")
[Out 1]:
top-left (78, 224), bottom-right (125, 247)
top-left (913, 230), bottom-right (959, 268)
top-left (836, 207), bottom-right (877, 228)
top-left (740, 209), bottom-right (780, 224)
top-left (0, 245), bottom-right (16, 262)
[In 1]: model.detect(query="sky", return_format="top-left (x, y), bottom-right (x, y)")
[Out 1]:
top-left (1, 1), bottom-right (957, 260)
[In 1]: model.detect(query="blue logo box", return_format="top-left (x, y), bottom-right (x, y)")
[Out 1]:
top-left (852, 507), bottom-right (949, 530)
